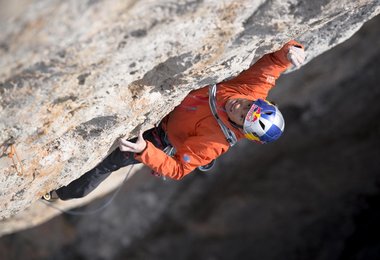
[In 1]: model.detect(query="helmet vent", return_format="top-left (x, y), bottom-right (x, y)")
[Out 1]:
top-left (259, 120), bottom-right (265, 129)
top-left (263, 111), bottom-right (273, 115)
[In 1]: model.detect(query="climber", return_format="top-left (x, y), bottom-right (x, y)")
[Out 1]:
top-left (43, 40), bottom-right (305, 201)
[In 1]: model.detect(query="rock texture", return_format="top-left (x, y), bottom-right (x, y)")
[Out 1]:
top-left (0, 14), bottom-right (379, 260)
top-left (0, 0), bottom-right (379, 227)
top-left (0, 5), bottom-right (379, 260)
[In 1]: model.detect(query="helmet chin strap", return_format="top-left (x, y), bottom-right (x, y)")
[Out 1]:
top-left (228, 118), bottom-right (244, 130)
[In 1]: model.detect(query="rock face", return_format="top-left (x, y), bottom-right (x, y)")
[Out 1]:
top-left (0, 0), bottom-right (379, 227)
top-left (0, 14), bottom-right (379, 260)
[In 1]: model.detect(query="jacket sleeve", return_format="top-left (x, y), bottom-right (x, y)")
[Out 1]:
top-left (222, 40), bottom-right (304, 98)
top-left (134, 133), bottom-right (229, 180)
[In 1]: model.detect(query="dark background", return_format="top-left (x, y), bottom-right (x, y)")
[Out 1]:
top-left (0, 15), bottom-right (379, 260)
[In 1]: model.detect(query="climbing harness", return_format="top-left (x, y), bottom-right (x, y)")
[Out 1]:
top-left (150, 124), bottom-right (173, 179)
top-left (153, 122), bottom-right (215, 173)
top-left (197, 160), bottom-right (216, 172)
top-left (208, 84), bottom-right (237, 147)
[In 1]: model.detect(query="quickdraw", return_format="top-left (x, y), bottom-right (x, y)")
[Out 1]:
top-left (0, 139), bottom-right (25, 176)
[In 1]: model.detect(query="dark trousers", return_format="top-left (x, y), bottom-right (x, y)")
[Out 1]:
top-left (56, 125), bottom-right (168, 200)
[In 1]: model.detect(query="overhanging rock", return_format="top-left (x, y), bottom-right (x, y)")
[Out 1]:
top-left (0, 0), bottom-right (379, 225)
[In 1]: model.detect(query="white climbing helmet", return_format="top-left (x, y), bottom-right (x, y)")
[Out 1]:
top-left (243, 99), bottom-right (285, 144)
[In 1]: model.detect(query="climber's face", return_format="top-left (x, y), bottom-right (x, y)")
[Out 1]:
top-left (225, 98), bottom-right (253, 127)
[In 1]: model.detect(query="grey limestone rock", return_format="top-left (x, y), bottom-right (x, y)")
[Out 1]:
top-left (0, 0), bottom-right (379, 234)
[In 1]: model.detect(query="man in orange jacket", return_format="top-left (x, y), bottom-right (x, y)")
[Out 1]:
top-left (44, 40), bottom-right (305, 201)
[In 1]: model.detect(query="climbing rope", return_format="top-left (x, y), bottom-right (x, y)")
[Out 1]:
top-left (39, 164), bottom-right (135, 216)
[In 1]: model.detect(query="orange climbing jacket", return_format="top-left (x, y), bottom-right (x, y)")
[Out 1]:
top-left (135, 40), bottom-right (303, 180)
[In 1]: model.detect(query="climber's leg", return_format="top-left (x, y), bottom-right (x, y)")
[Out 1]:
top-left (55, 147), bottom-right (138, 200)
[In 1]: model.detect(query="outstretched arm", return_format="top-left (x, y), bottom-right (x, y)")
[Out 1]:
top-left (222, 40), bottom-right (305, 98)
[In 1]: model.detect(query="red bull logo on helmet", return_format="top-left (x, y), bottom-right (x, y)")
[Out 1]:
top-left (245, 104), bottom-right (261, 123)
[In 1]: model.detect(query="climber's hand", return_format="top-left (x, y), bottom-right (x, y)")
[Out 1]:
top-left (287, 45), bottom-right (305, 67)
top-left (118, 132), bottom-right (147, 154)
